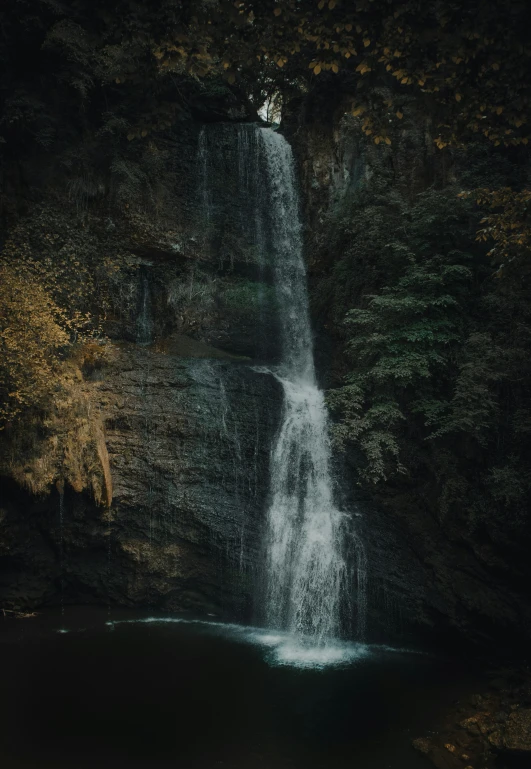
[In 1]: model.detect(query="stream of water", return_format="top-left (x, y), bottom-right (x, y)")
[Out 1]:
top-left (197, 123), bottom-right (365, 651)
top-left (257, 127), bottom-right (366, 646)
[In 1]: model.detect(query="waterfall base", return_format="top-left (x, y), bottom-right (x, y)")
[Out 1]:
top-left (0, 607), bottom-right (481, 769)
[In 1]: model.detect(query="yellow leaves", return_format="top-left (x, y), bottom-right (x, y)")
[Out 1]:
top-left (396, 110), bottom-right (403, 119)
top-left (363, 38), bottom-right (371, 48)
top-left (0, 262), bottom-right (78, 426)
top-left (434, 137), bottom-right (448, 149)
top-left (360, 116), bottom-right (373, 136)
top-left (468, 187), bottom-right (531, 265)
top-left (331, 62), bottom-right (339, 73)
top-left (496, 106), bottom-right (504, 115)
top-left (455, 93), bottom-right (462, 102)
top-left (356, 61), bottom-right (371, 75)
top-left (313, 64), bottom-right (322, 75)
top-left (273, 7), bottom-right (282, 16)
top-left (351, 105), bottom-right (366, 117)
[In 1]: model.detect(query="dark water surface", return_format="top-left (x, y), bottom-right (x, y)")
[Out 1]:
top-left (0, 607), bottom-right (477, 769)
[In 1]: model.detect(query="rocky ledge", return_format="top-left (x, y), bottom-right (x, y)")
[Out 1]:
top-left (413, 667), bottom-right (531, 769)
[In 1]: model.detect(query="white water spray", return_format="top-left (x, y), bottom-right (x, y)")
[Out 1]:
top-left (58, 485), bottom-right (65, 617)
top-left (197, 123), bottom-right (366, 650)
top-left (258, 128), bottom-right (365, 644)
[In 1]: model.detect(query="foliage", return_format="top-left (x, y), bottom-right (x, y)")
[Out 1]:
top-left (0, 263), bottom-right (70, 426)
top-left (150, 0), bottom-right (531, 149)
top-left (328, 189), bottom-right (478, 480)
top-left (326, 175), bottom-right (531, 526)
top-left (460, 187), bottom-right (531, 272)
top-left (2, 1), bottom-right (530, 156)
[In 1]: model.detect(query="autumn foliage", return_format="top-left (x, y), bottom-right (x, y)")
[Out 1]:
top-left (0, 264), bottom-right (70, 426)
top-left (145, 0), bottom-right (531, 149)
top-left (461, 188), bottom-right (531, 272)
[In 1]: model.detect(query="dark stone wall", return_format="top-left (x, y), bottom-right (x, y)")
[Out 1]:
top-left (0, 343), bottom-right (281, 618)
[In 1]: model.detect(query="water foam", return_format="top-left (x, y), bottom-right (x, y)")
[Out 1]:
top-left (102, 616), bottom-right (378, 670)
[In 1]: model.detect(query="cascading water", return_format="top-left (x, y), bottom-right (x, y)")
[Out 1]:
top-left (258, 128), bottom-right (365, 646)
top-left (136, 269), bottom-right (154, 346)
top-left (58, 484), bottom-right (65, 618)
top-left (197, 123), bottom-right (366, 654)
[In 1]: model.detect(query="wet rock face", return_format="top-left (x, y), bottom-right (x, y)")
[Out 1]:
top-left (0, 120), bottom-right (287, 619)
top-left (0, 340), bottom-right (282, 617)
top-left (100, 342), bottom-right (281, 616)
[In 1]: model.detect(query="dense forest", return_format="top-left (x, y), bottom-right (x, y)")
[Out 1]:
top-left (1, 2), bottom-right (531, 768)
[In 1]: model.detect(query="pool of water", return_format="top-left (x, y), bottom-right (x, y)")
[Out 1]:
top-left (0, 607), bottom-right (477, 769)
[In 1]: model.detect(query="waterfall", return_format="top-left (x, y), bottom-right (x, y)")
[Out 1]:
top-left (136, 269), bottom-right (153, 345)
top-left (196, 123), bottom-right (366, 649)
top-left (58, 485), bottom-right (65, 617)
top-left (258, 128), bottom-right (365, 644)
top-left (198, 127), bottom-right (212, 239)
